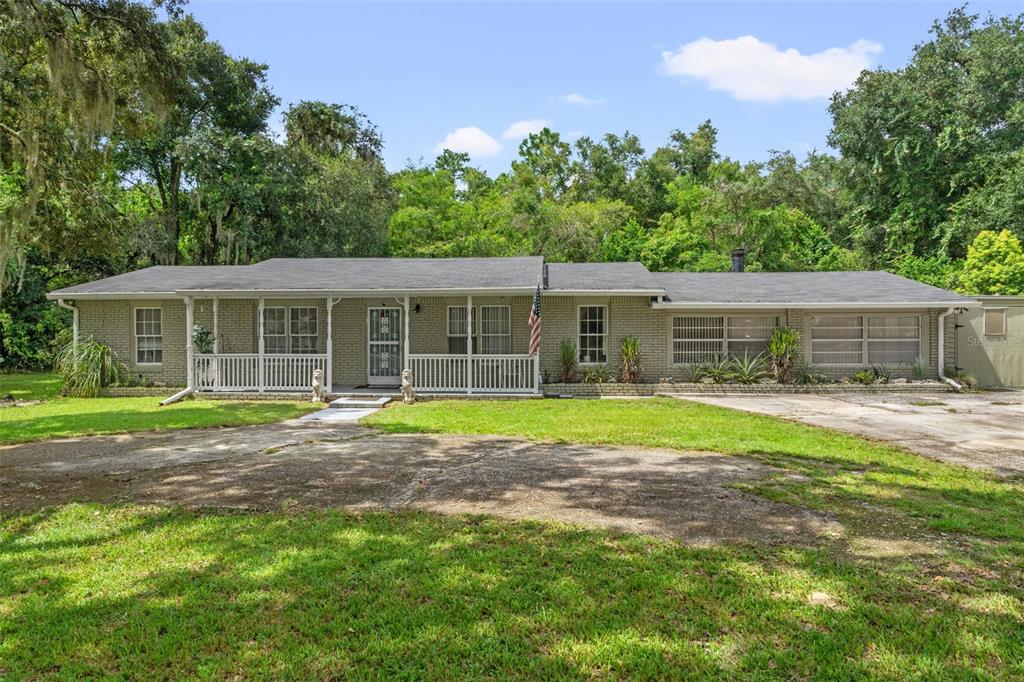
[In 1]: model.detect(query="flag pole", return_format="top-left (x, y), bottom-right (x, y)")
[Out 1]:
top-left (533, 275), bottom-right (542, 394)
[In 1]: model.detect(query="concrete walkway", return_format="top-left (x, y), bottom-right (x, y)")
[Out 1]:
top-left (671, 392), bottom-right (1024, 477)
top-left (0, 421), bottom-right (837, 547)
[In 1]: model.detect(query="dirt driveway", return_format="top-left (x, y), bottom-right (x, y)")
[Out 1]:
top-left (0, 421), bottom-right (837, 546)
top-left (674, 392), bottom-right (1024, 477)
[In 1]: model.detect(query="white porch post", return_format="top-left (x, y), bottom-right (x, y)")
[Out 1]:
top-left (326, 297), bottom-right (337, 393)
top-left (467, 295), bottom-right (473, 394)
top-left (403, 295), bottom-right (410, 369)
top-left (257, 297), bottom-right (265, 393)
top-left (185, 296), bottom-right (195, 390)
top-left (212, 298), bottom-right (219, 352)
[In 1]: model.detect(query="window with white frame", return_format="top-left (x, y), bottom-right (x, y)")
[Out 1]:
top-left (672, 316), bottom-right (724, 364)
top-left (447, 306), bottom-right (473, 354)
top-left (134, 308), bottom-right (162, 364)
top-left (811, 316), bottom-right (864, 364)
top-left (726, 316), bottom-right (777, 357)
top-left (812, 315), bottom-right (921, 365)
top-left (479, 305), bottom-right (510, 354)
top-left (290, 307), bottom-right (318, 354)
top-left (671, 316), bottom-right (778, 363)
top-left (578, 305), bottom-right (607, 363)
top-left (984, 308), bottom-right (1006, 336)
top-left (867, 315), bottom-right (920, 364)
top-left (262, 307), bottom-right (287, 354)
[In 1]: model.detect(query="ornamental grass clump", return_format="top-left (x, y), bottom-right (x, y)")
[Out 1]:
top-left (55, 337), bottom-right (128, 397)
top-left (559, 338), bottom-right (578, 383)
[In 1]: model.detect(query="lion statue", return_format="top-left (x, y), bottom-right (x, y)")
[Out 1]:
top-left (311, 368), bottom-right (327, 403)
top-left (401, 368), bottom-right (416, 405)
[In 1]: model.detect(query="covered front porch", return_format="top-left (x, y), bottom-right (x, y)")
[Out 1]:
top-left (185, 294), bottom-right (539, 395)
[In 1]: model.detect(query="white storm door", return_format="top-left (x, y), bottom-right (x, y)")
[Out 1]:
top-left (368, 307), bottom-right (402, 384)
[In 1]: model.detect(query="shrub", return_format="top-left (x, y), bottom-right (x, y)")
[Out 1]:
top-left (912, 357), bottom-right (925, 381)
top-left (730, 353), bottom-right (769, 384)
top-left (767, 327), bottom-right (800, 383)
top-left (582, 364), bottom-right (613, 384)
top-left (850, 369), bottom-right (876, 385)
top-left (54, 337), bottom-right (128, 397)
top-left (558, 338), bottom-right (578, 383)
top-left (618, 336), bottom-right (643, 383)
top-left (795, 366), bottom-right (829, 385)
top-left (702, 355), bottom-right (733, 384)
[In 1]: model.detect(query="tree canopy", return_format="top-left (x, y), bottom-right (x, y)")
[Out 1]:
top-left (2, 4), bottom-right (1022, 368)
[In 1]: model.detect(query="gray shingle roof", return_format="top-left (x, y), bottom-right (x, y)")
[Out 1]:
top-left (49, 258), bottom-right (544, 296)
top-left (48, 266), bottom-right (247, 296)
top-left (653, 271), bottom-right (973, 305)
top-left (545, 262), bottom-right (663, 292)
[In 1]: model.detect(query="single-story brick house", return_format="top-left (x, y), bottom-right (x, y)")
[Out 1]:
top-left (47, 255), bottom-right (974, 394)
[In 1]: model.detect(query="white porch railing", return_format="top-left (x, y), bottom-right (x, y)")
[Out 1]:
top-left (409, 354), bottom-right (537, 393)
top-left (194, 353), bottom-right (327, 392)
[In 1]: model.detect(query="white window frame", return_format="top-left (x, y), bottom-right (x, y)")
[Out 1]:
top-left (447, 306), bottom-right (478, 355)
top-left (479, 305), bottom-right (511, 355)
top-left (810, 314), bottom-right (922, 366)
top-left (578, 305), bottom-right (608, 365)
top-left (133, 307), bottom-right (163, 366)
top-left (670, 315), bottom-right (778, 365)
top-left (289, 306), bottom-right (319, 354)
top-left (983, 308), bottom-right (1007, 336)
top-left (262, 306), bottom-right (287, 354)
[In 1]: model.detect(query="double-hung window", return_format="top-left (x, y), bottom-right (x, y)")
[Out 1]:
top-left (671, 316), bottom-right (778, 363)
top-left (290, 307), bottom-right (318, 354)
top-left (263, 307), bottom-right (287, 353)
top-left (479, 306), bottom-right (510, 354)
top-left (578, 305), bottom-right (607, 364)
top-left (811, 315), bottom-right (921, 365)
top-left (135, 308), bottom-right (162, 365)
top-left (447, 307), bottom-right (473, 354)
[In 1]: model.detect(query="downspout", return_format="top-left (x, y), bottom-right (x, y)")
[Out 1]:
top-left (937, 307), bottom-right (961, 391)
top-left (56, 299), bottom-right (78, 349)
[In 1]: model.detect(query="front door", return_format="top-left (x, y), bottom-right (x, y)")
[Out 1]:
top-left (368, 307), bottom-right (402, 385)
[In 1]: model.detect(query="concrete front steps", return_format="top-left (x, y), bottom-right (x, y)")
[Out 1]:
top-left (328, 397), bottom-right (392, 409)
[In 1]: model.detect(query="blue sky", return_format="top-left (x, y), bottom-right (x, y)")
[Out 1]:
top-left (190, 1), bottom-right (1018, 174)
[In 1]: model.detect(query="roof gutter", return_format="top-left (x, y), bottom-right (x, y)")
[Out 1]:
top-left (651, 301), bottom-right (973, 310)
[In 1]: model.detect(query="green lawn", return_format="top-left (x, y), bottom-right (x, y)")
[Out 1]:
top-left (365, 399), bottom-right (1024, 549)
top-left (0, 371), bottom-right (315, 444)
top-left (1, 505), bottom-right (1021, 679)
top-left (0, 371), bottom-right (63, 400)
top-left (3, 395), bottom-right (1022, 677)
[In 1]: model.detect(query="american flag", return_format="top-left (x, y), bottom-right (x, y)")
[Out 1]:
top-left (528, 278), bottom-right (542, 356)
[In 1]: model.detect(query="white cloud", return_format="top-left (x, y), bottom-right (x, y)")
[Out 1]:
top-left (660, 36), bottom-right (882, 102)
top-left (502, 119), bottom-right (550, 140)
top-left (434, 126), bottom-right (503, 157)
top-left (560, 93), bottom-right (605, 106)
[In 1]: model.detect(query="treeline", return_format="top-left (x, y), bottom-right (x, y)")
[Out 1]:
top-left (1, 3), bottom-right (1023, 368)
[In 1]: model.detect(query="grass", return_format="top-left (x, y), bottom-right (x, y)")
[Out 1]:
top-left (2, 393), bottom-right (1021, 677)
top-left (365, 399), bottom-right (1024, 545)
top-left (1, 505), bottom-right (1021, 679)
top-left (0, 371), bottom-right (315, 444)
top-left (0, 371), bottom-right (62, 400)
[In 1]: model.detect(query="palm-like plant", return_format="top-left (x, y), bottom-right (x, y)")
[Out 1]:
top-left (618, 335), bottom-right (642, 383)
top-left (767, 327), bottom-right (799, 383)
top-left (559, 338), bottom-right (578, 383)
top-left (730, 352), bottom-right (769, 384)
top-left (54, 337), bottom-right (128, 397)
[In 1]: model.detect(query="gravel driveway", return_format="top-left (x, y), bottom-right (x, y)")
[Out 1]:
top-left (673, 392), bottom-right (1024, 477)
top-left (0, 421), bottom-right (837, 547)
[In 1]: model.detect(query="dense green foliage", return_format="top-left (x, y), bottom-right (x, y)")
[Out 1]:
top-left (2, 4), bottom-right (1022, 367)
